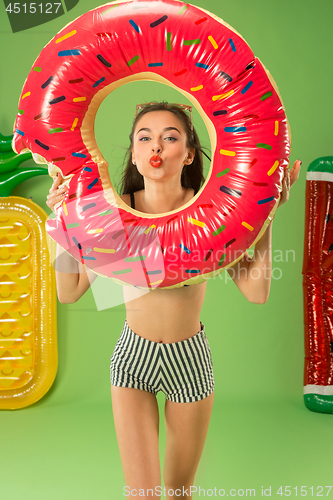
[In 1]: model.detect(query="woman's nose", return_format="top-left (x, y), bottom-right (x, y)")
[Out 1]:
top-left (152, 142), bottom-right (162, 153)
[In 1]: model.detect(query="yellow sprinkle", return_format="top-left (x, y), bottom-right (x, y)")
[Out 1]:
top-left (190, 85), bottom-right (204, 92)
top-left (187, 216), bottom-right (206, 228)
top-left (63, 202), bottom-right (68, 216)
top-left (220, 149), bottom-right (236, 157)
top-left (22, 92), bottom-right (31, 99)
top-left (267, 160), bottom-right (279, 176)
top-left (87, 228), bottom-right (103, 234)
top-left (274, 121), bottom-right (279, 136)
top-left (55, 30), bottom-right (77, 43)
top-left (71, 118), bottom-right (78, 131)
top-left (73, 97), bottom-right (86, 102)
top-left (150, 279), bottom-right (163, 286)
top-left (144, 224), bottom-right (156, 235)
top-left (208, 35), bottom-right (218, 49)
top-left (212, 90), bottom-right (234, 101)
top-left (93, 247), bottom-right (115, 253)
top-left (242, 222), bottom-right (254, 231)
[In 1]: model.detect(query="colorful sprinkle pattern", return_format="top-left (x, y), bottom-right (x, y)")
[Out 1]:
top-left (12, 0), bottom-right (290, 289)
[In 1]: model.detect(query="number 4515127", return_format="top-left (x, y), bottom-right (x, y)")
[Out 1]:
top-left (6, 3), bottom-right (62, 14)
top-left (276, 486), bottom-right (332, 496)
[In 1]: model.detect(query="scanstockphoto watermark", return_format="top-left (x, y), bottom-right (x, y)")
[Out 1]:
top-left (123, 485), bottom-right (333, 497)
top-left (123, 485), bottom-right (257, 497)
top-left (123, 486), bottom-right (260, 498)
top-left (47, 199), bottom-right (296, 287)
top-left (51, 241), bottom-right (296, 311)
top-left (166, 248), bottom-right (296, 283)
top-left (217, 248), bottom-right (296, 283)
top-left (166, 247), bottom-right (296, 266)
top-left (48, 206), bottom-right (296, 309)
top-left (52, 239), bottom-right (296, 279)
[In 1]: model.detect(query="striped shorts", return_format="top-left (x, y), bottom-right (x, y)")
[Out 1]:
top-left (110, 320), bottom-right (215, 403)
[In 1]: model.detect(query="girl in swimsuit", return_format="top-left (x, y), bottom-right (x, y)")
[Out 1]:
top-left (46, 102), bottom-right (301, 500)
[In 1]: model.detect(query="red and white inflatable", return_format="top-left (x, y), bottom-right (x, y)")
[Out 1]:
top-left (12, 0), bottom-right (290, 289)
top-left (303, 157), bottom-right (333, 413)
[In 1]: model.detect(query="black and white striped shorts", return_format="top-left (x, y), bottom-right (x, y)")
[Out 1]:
top-left (110, 320), bottom-right (215, 403)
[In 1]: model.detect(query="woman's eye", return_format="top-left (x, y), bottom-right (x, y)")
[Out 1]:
top-left (138, 136), bottom-right (177, 142)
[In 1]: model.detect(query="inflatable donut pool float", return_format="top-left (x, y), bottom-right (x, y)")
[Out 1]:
top-left (13, 0), bottom-right (291, 289)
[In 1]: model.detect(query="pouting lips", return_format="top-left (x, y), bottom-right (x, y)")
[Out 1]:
top-left (149, 155), bottom-right (163, 168)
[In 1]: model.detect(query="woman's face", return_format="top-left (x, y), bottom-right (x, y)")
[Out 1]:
top-left (131, 110), bottom-right (194, 183)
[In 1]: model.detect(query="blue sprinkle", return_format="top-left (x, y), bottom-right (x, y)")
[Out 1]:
top-left (196, 62), bottom-right (209, 70)
top-left (58, 50), bottom-right (81, 56)
top-left (83, 166), bottom-right (92, 172)
top-left (93, 77), bottom-right (105, 88)
top-left (148, 62), bottom-right (163, 67)
top-left (82, 203), bottom-right (97, 212)
top-left (146, 270), bottom-right (163, 275)
top-left (224, 127), bottom-right (247, 133)
top-left (229, 38), bottom-right (236, 52)
top-left (72, 152), bottom-right (87, 158)
top-left (82, 256), bottom-right (96, 261)
top-left (72, 236), bottom-right (82, 249)
top-left (258, 196), bottom-right (275, 205)
top-left (185, 269), bottom-right (200, 274)
top-left (88, 178), bottom-right (99, 189)
top-left (179, 243), bottom-right (191, 254)
top-left (129, 19), bottom-right (140, 33)
top-left (241, 81), bottom-right (253, 94)
top-left (15, 128), bottom-right (24, 136)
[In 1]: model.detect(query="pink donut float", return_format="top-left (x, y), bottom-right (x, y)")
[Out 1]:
top-left (12, 0), bottom-right (291, 289)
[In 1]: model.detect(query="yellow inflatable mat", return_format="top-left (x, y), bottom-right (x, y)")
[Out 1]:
top-left (0, 197), bottom-right (57, 410)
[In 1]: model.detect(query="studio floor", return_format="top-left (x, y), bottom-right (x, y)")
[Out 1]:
top-left (2, 385), bottom-right (332, 499)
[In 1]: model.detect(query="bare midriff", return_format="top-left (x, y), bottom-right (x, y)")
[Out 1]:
top-left (123, 281), bottom-right (207, 343)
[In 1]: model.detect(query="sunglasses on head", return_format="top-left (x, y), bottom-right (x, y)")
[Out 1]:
top-left (135, 102), bottom-right (193, 131)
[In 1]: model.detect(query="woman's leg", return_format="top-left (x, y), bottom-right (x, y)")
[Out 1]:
top-left (163, 391), bottom-right (214, 500)
top-left (111, 386), bottom-right (161, 499)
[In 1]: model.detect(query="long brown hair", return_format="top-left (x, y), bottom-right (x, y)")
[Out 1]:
top-left (118, 102), bottom-right (209, 195)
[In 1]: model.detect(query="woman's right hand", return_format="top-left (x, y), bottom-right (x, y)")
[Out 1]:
top-left (46, 173), bottom-right (67, 213)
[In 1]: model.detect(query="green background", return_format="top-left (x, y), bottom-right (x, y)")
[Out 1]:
top-left (1, 0), bottom-right (333, 498)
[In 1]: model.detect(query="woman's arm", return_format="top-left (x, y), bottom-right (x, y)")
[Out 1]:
top-left (46, 174), bottom-right (97, 304)
top-left (54, 244), bottom-right (97, 303)
top-left (227, 160), bottom-right (302, 304)
top-left (226, 220), bottom-right (273, 304)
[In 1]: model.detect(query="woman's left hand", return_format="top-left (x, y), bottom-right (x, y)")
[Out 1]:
top-left (278, 159), bottom-right (302, 208)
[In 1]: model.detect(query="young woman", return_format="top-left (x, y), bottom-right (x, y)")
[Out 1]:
top-left (47, 102), bottom-right (301, 499)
